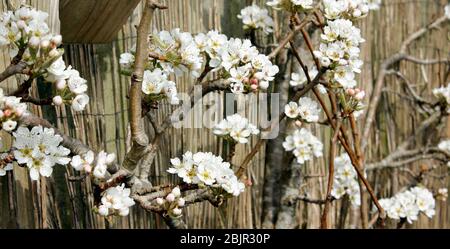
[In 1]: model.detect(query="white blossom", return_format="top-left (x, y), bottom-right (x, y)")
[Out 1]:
top-left (432, 84), bottom-right (450, 105)
top-left (168, 151), bottom-right (245, 196)
top-left (97, 184), bottom-right (135, 217)
top-left (119, 52), bottom-right (135, 69)
top-left (12, 125), bottom-right (71, 181)
top-left (282, 128), bottom-right (323, 164)
top-left (284, 97), bottom-right (321, 123)
top-left (213, 114), bottom-right (259, 144)
top-left (71, 94), bottom-right (89, 111)
top-left (237, 5), bottom-right (274, 34)
top-left (331, 153), bottom-right (361, 207)
top-left (378, 186), bottom-right (436, 224)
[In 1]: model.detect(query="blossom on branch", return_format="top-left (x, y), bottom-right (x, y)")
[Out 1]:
top-left (377, 186), bottom-right (436, 224)
top-left (97, 184), bottom-right (135, 217)
top-left (168, 151), bottom-right (245, 196)
top-left (237, 5), bottom-right (274, 34)
top-left (331, 153), bottom-right (361, 207)
top-left (213, 114), bottom-right (259, 144)
top-left (0, 88), bottom-right (27, 132)
top-left (12, 125), bottom-right (71, 181)
top-left (282, 128), bottom-right (323, 164)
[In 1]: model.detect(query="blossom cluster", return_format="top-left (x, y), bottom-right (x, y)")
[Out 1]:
top-left (168, 151), bottom-right (245, 196)
top-left (12, 125), bottom-right (71, 181)
top-left (378, 186), bottom-right (436, 224)
top-left (237, 5), bottom-right (274, 34)
top-left (141, 68), bottom-right (179, 105)
top-left (267, 0), bottom-right (315, 11)
top-left (290, 67), bottom-right (319, 87)
top-left (313, 18), bottom-right (365, 89)
top-left (432, 84), bottom-right (450, 112)
top-left (195, 31), bottom-right (279, 93)
top-left (282, 128), bottom-right (323, 164)
top-left (437, 188), bottom-right (448, 201)
top-left (331, 153), bottom-right (361, 206)
top-left (0, 88), bottom-right (27, 132)
top-left (285, 97), bottom-right (321, 123)
top-left (155, 186), bottom-right (185, 217)
top-left (213, 114), bottom-right (259, 144)
top-left (97, 184), bottom-right (135, 217)
top-left (71, 150), bottom-right (116, 179)
top-left (0, 5), bottom-right (63, 63)
top-left (322, 0), bottom-right (380, 20)
top-left (45, 57), bottom-right (90, 111)
top-left (120, 29), bottom-right (279, 99)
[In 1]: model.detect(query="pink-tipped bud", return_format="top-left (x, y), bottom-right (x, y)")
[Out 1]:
top-left (51, 35), bottom-right (63, 46)
top-left (250, 84), bottom-right (258, 91)
top-left (3, 109), bottom-right (12, 118)
top-left (295, 120), bottom-right (302, 127)
top-left (83, 164), bottom-right (92, 173)
top-left (250, 78), bottom-right (259, 85)
top-left (56, 79), bottom-right (67, 90)
top-left (53, 95), bottom-right (63, 106)
top-left (156, 198), bottom-right (164, 205)
top-left (355, 90), bottom-right (365, 100)
top-left (166, 193), bottom-right (175, 202)
top-left (354, 88), bottom-right (361, 94)
top-left (245, 179), bottom-right (253, 187)
top-left (346, 88), bottom-right (355, 96)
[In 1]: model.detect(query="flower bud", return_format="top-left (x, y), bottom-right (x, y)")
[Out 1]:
top-left (0, 110), bottom-right (4, 118)
top-left (320, 57), bottom-right (331, 67)
top-left (106, 153), bottom-right (116, 164)
top-left (3, 109), bottom-right (12, 118)
top-left (250, 84), bottom-right (258, 91)
top-left (156, 197), bottom-right (164, 205)
top-left (172, 208), bottom-right (182, 216)
top-left (51, 35), bottom-right (63, 46)
top-left (28, 36), bottom-right (40, 48)
top-left (177, 198), bottom-right (185, 207)
top-left (166, 193), bottom-right (175, 202)
top-left (40, 40), bottom-right (50, 49)
top-left (171, 186), bottom-right (181, 197)
top-left (355, 90), bottom-right (365, 100)
top-left (53, 95), bottom-right (63, 106)
top-left (83, 164), bottom-right (92, 173)
top-left (353, 9), bottom-right (362, 18)
top-left (259, 81), bottom-right (269, 89)
top-left (294, 120), bottom-right (302, 128)
top-left (346, 88), bottom-right (355, 96)
top-left (17, 20), bottom-right (27, 30)
top-left (56, 79), bottom-right (67, 90)
top-left (250, 78), bottom-right (259, 85)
